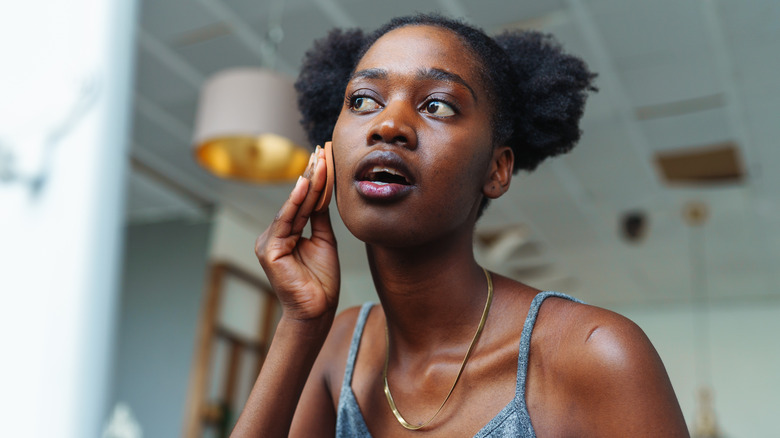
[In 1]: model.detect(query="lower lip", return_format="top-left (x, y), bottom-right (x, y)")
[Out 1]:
top-left (356, 181), bottom-right (413, 200)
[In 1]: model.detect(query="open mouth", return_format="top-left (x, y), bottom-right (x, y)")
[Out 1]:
top-left (362, 166), bottom-right (411, 185)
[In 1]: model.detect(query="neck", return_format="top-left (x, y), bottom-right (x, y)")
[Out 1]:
top-left (366, 227), bottom-right (491, 353)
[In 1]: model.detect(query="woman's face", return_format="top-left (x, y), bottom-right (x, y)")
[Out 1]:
top-left (332, 25), bottom-right (497, 247)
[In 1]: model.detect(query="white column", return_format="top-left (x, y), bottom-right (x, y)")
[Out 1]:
top-left (0, 0), bottom-right (138, 436)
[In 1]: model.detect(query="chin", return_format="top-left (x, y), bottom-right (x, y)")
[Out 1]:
top-left (339, 206), bottom-right (427, 248)
top-left (339, 203), bottom-right (477, 253)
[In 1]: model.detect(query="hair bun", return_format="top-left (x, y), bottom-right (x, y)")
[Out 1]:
top-left (495, 30), bottom-right (597, 172)
top-left (295, 28), bottom-right (366, 148)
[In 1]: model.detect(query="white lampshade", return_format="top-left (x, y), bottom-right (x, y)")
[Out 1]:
top-left (193, 68), bottom-right (310, 183)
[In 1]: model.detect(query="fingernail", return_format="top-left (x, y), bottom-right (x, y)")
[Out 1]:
top-left (312, 146), bottom-right (321, 172)
top-left (308, 151), bottom-right (316, 167)
top-left (302, 152), bottom-right (315, 179)
top-left (293, 175), bottom-right (309, 191)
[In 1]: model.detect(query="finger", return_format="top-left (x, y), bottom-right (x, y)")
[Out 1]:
top-left (257, 177), bottom-right (310, 266)
top-left (309, 209), bottom-right (337, 247)
top-left (267, 175), bottom-right (310, 241)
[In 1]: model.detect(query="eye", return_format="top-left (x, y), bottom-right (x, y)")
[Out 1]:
top-left (350, 95), bottom-right (381, 112)
top-left (422, 100), bottom-right (456, 117)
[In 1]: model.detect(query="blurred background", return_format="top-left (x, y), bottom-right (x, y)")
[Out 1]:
top-left (2, 0), bottom-right (779, 437)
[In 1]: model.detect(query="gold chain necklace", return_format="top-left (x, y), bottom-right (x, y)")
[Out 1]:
top-left (383, 268), bottom-right (494, 430)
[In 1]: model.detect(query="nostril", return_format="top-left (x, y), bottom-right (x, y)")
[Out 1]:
top-left (391, 135), bottom-right (408, 145)
top-left (369, 133), bottom-right (408, 146)
top-left (367, 112), bottom-right (416, 149)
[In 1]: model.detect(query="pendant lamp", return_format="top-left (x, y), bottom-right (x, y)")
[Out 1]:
top-left (683, 201), bottom-right (723, 438)
top-left (192, 68), bottom-right (310, 183)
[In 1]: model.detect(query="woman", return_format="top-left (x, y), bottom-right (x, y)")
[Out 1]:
top-left (233, 14), bottom-right (688, 437)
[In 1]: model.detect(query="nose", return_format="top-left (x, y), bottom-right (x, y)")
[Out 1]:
top-left (366, 100), bottom-right (418, 150)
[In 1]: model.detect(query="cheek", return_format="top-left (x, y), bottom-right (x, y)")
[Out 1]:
top-left (332, 105), bottom-right (362, 146)
top-left (331, 113), bottom-right (352, 193)
top-left (425, 147), bottom-right (491, 212)
top-left (331, 110), bottom-right (348, 145)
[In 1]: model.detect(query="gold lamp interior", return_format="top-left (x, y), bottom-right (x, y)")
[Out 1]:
top-left (195, 133), bottom-right (309, 183)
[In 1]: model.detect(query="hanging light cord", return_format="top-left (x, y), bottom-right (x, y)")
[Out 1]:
top-left (383, 268), bottom-right (494, 430)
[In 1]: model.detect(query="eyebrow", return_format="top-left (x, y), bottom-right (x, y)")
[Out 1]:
top-left (349, 67), bottom-right (477, 102)
top-left (350, 68), bottom-right (388, 81)
top-left (416, 68), bottom-right (477, 102)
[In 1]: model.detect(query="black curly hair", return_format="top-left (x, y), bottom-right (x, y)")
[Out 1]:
top-left (294, 14), bottom-right (596, 212)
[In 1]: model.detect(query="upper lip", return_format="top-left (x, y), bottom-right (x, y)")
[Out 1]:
top-left (354, 150), bottom-right (415, 185)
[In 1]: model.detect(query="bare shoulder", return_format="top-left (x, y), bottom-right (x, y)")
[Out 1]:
top-left (327, 305), bottom-right (365, 346)
top-left (552, 300), bottom-right (652, 361)
top-left (290, 305), bottom-right (369, 436)
top-left (317, 305), bottom-right (364, 372)
top-left (536, 298), bottom-right (664, 386)
top-left (568, 302), bottom-right (661, 374)
top-left (532, 297), bottom-right (690, 436)
top-left (313, 305), bottom-right (369, 398)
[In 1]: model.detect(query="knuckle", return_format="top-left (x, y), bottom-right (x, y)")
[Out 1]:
top-left (254, 234), bottom-right (267, 253)
top-left (254, 237), bottom-right (271, 263)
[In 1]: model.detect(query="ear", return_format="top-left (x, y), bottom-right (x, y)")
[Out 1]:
top-left (482, 146), bottom-right (514, 199)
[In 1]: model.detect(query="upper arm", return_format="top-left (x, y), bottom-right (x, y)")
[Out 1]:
top-left (288, 307), bottom-right (359, 437)
top-left (568, 309), bottom-right (689, 437)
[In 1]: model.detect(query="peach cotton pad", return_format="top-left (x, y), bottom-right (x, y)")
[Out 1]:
top-left (314, 141), bottom-right (334, 212)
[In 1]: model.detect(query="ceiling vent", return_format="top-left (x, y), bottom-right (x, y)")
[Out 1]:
top-left (620, 210), bottom-right (648, 243)
top-left (654, 141), bottom-right (745, 185)
top-left (174, 23), bottom-right (232, 47)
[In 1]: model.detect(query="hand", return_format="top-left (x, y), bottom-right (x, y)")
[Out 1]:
top-left (255, 147), bottom-right (340, 322)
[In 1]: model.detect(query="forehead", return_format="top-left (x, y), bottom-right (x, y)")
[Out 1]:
top-left (356, 25), bottom-right (482, 84)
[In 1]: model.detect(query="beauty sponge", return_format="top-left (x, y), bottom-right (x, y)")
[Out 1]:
top-left (314, 141), bottom-right (334, 212)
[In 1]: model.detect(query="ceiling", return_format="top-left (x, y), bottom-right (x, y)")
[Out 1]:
top-left (126, 0), bottom-right (780, 309)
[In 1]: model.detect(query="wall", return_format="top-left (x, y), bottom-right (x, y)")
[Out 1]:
top-left (110, 219), bottom-right (212, 437)
top-left (618, 299), bottom-right (780, 437)
top-left (209, 206), bottom-right (266, 279)
top-left (0, 1), bottom-right (137, 436)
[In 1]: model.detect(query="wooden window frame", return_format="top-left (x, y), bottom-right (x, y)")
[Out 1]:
top-left (183, 261), bottom-right (278, 438)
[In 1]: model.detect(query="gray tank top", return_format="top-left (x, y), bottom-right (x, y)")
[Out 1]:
top-left (335, 291), bottom-right (582, 437)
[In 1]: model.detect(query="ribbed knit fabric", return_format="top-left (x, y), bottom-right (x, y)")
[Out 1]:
top-left (335, 291), bottom-right (583, 437)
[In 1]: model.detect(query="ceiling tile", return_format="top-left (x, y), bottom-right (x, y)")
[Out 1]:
top-left (617, 54), bottom-right (722, 108)
top-left (140, 0), bottom-right (220, 42)
top-left (639, 107), bottom-right (733, 152)
top-left (134, 50), bottom-right (199, 106)
top-left (173, 33), bottom-right (266, 78)
top-left (588, 0), bottom-right (710, 60)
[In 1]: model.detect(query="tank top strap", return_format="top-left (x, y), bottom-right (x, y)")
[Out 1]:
top-left (342, 303), bottom-right (375, 387)
top-left (514, 291), bottom-right (583, 418)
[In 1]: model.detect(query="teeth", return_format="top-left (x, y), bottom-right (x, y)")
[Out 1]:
top-left (370, 166), bottom-right (403, 177)
top-left (366, 166), bottom-right (409, 184)
top-left (361, 163), bottom-right (412, 185)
